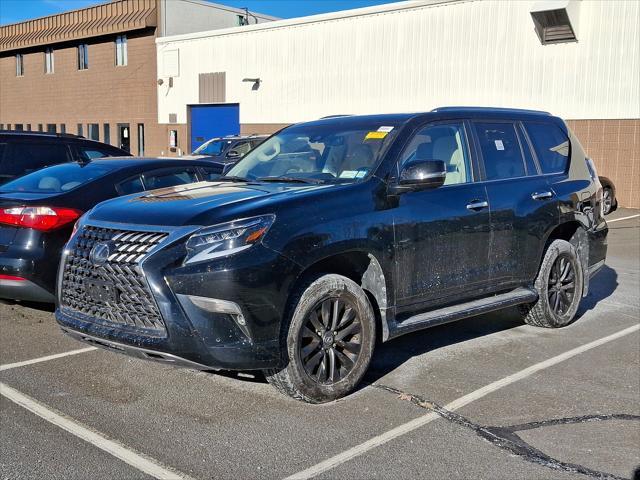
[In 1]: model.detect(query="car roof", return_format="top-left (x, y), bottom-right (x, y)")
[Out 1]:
top-left (0, 130), bottom-right (128, 148)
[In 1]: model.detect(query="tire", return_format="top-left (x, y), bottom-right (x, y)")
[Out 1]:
top-left (520, 239), bottom-right (584, 328)
top-left (264, 274), bottom-right (376, 403)
top-left (602, 187), bottom-right (614, 215)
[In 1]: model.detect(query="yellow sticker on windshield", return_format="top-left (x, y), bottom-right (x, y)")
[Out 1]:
top-left (365, 131), bottom-right (388, 140)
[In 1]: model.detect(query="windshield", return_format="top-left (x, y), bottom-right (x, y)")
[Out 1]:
top-left (225, 120), bottom-right (400, 183)
top-left (193, 139), bottom-right (233, 156)
top-left (0, 162), bottom-right (115, 193)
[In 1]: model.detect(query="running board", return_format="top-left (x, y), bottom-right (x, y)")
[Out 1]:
top-left (389, 287), bottom-right (538, 339)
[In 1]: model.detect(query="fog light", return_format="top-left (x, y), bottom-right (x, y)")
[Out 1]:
top-left (188, 296), bottom-right (246, 325)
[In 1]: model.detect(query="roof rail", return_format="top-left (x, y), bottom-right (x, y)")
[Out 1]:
top-left (0, 130), bottom-right (83, 138)
top-left (431, 106), bottom-right (551, 115)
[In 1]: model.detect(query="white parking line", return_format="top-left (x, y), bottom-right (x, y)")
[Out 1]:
top-left (0, 347), bottom-right (97, 372)
top-left (285, 323), bottom-right (640, 480)
top-left (607, 214), bottom-right (640, 223)
top-left (0, 382), bottom-right (193, 480)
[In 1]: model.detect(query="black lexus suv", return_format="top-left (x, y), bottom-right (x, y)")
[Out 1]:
top-left (56, 108), bottom-right (608, 403)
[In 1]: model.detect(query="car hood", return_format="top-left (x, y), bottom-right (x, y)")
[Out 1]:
top-left (86, 180), bottom-right (330, 227)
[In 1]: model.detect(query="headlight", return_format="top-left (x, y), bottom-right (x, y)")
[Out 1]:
top-left (184, 214), bottom-right (275, 265)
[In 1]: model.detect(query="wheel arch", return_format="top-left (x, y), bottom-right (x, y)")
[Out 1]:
top-left (290, 251), bottom-right (391, 342)
top-left (542, 221), bottom-right (590, 297)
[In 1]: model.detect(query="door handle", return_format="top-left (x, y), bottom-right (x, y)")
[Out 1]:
top-left (466, 200), bottom-right (489, 211)
top-left (531, 191), bottom-right (554, 201)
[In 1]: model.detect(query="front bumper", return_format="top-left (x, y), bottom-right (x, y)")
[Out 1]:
top-left (55, 221), bottom-right (300, 370)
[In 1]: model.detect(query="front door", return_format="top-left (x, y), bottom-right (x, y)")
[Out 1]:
top-left (392, 121), bottom-right (492, 316)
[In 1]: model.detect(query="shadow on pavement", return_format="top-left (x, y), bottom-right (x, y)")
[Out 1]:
top-left (576, 265), bottom-right (618, 315)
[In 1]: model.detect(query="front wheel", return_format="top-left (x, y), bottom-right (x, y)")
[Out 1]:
top-left (264, 274), bottom-right (376, 403)
top-left (520, 239), bottom-right (584, 328)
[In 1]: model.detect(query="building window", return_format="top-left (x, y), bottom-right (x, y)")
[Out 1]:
top-left (88, 123), bottom-right (99, 141)
top-left (6, 124), bottom-right (11, 130)
top-left (137, 124), bottom-right (145, 156)
top-left (103, 124), bottom-right (111, 144)
top-left (60, 124), bottom-right (66, 134)
top-left (26, 124), bottom-right (31, 131)
top-left (16, 54), bottom-right (24, 76)
top-left (37, 124), bottom-right (43, 132)
top-left (47, 124), bottom-right (56, 133)
top-left (45, 48), bottom-right (54, 74)
top-left (115, 35), bottom-right (127, 66)
top-left (14, 124), bottom-right (24, 131)
top-left (78, 44), bottom-right (89, 70)
top-left (77, 124), bottom-right (83, 136)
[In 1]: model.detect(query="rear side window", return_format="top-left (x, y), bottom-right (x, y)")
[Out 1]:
top-left (201, 167), bottom-right (223, 181)
top-left (524, 122), bottom-right (570, 174)
top-left (474, 122), bottom-right (526, 180)
top-left (143, 169), bottom-right (199, 190)
top-left (76, 146), bottom-right (118, 161)
top-left (117, 175), bottom-right (145, 195)
top-left (3, 142), bottom-right (70, 176)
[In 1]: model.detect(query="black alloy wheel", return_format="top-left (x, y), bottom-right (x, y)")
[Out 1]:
top-left (547, 254), bottom-right (576, 316)
top-left (299, 297), bottom-right (362, 385)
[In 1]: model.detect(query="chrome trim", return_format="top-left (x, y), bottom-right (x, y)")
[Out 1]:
top-left (466, 200), bottom-right (489, 210)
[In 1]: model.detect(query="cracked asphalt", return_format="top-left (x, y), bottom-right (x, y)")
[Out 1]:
top-left (1, 209), bottom-right (639, 480)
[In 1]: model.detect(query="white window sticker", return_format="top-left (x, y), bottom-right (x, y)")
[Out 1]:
top-left (377, 126), bottom-right (394, 133)
top-left (494, 139), bottom-right (504, 151)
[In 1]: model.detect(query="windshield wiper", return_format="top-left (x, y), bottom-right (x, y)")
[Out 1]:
top-left (218, 175), bottom-right (250, 182)
top-left (257, 176), bottom-right (324, 184)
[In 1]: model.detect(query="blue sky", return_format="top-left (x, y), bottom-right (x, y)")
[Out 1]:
top-left (0, 0), bottom-right (403, 26)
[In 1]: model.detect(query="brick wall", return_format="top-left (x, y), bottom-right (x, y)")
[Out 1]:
top-left (567, 119), bottom-right (640, 209)
top-left (0, 29), bottom-right (181, 156)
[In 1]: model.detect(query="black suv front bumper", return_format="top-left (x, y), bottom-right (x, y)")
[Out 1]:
top-left (55, 221), bottom-right (301, 371)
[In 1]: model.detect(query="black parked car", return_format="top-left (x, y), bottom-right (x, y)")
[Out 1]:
top-left (0, 157), bottom-right (224, 303)
top-left (188, 135), bottom-right (268, 172)
top-left (598, 176), bottom-right (617, 215)
top-left (0, 131), bottom-right (129, 185)
top-left (56, 108), bottom-right (608, 403)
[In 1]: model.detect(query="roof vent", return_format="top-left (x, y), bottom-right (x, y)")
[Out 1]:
top-left (530, 0), bottom-right (580, 45)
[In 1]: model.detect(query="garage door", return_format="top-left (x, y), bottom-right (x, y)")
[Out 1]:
top-left (189, 103), bottom-right (240, 152)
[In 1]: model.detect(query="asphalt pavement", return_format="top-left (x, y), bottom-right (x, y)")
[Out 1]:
top-left (1, 209), bottom-right (638, 480)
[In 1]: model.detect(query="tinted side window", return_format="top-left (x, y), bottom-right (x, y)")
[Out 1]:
top-left (400, 122), bottom-right (471, 185)
top-left (524, 122), bottom-right (570, 174)
top-left (5, 142), bottom-right (70, 175)
top-left (201, 167), bottom-right (222, 181)
top-left (474, 122), bottom-right (526, 180)
top-left (143, 169), bottom-right (198, 190)
top-left (76, 146), bottom-right (116, 161)
top-left (117, 175), bottom-right (144, 195)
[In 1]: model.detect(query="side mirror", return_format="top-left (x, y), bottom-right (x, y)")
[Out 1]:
top-left (390, 160), bottom-right (446, 194)
top-left (226, 150), bottom-right (241, 159)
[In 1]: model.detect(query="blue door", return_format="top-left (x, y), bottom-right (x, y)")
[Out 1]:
top-left (189, 104), bottom-right (240, 152)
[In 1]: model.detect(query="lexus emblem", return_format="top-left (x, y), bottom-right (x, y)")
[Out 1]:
top-left (89, 242), bottom-right (110, 266)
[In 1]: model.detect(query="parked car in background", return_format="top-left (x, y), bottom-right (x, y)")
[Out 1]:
top-left (598, 176), bottom-right (617, 215)
top-left (0, 157), bottom-right (224, 303)
top-left (55, 108), bottom-right (607, 403)
top-left (0, 131), bottom-right (129, 185)
top-left (188, 135), bottom-right (268, 173)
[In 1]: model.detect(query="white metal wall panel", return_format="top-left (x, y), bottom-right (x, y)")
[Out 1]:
top-left (156, 0), bottom-right (640, 124)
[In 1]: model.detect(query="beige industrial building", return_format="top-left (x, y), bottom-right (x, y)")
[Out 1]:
top-left (155, 0), bottom-right (639, 207)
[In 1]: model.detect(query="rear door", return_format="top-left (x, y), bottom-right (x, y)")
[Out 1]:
top-left (472, 120), bottom-right (558, 288)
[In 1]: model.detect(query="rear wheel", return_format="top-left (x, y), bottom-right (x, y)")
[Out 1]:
top-left (264, 274), bottom-right (376, 403)
top-left (520, 239), bottom-right (584, 328)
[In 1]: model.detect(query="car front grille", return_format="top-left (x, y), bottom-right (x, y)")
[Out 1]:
top-left (60, 225), bottom-right (169, 335)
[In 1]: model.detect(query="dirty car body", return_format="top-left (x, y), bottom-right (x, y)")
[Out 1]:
top-left (55, 108), bottom-right (607, 402)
